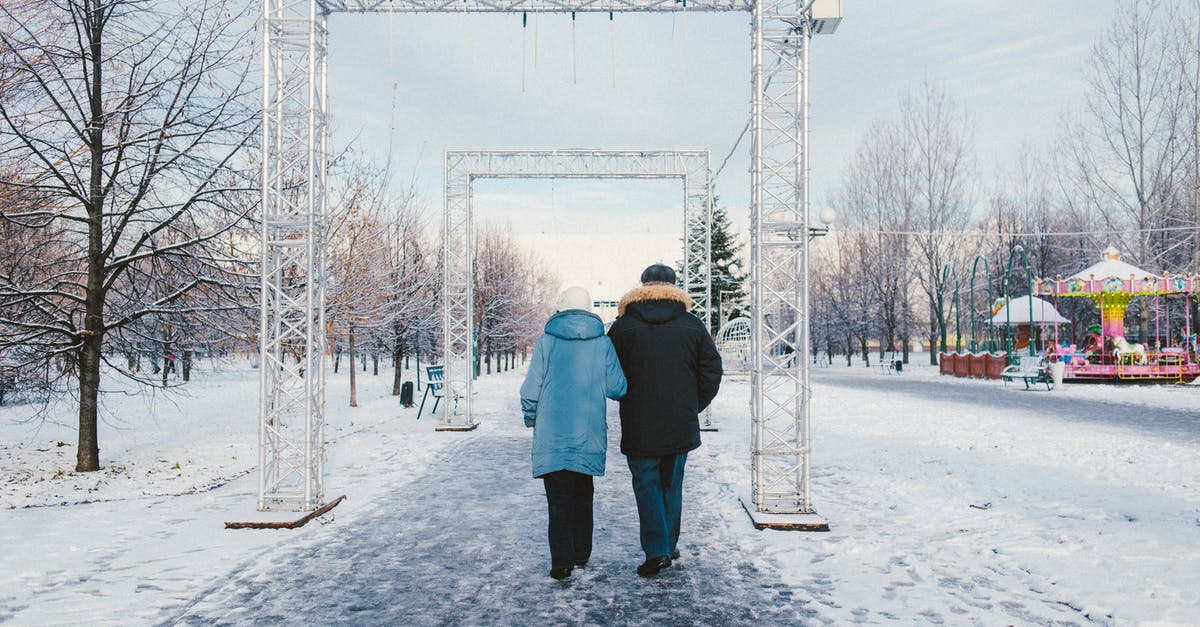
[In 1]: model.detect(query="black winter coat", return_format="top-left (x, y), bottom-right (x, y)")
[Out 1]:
top-left (607, 283), bottom-right (723, 457)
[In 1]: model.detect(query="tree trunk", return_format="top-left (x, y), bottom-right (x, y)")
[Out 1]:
top-left (372, 354), bottom-right (378, 376)
top-left (161, 334), bottom-right (171, 387)
top-left (76, 333), bottom-right (103, 471)
top-left (348, 325), bottom-right (357, 408)
top-left (392, 335), bottom-right (403, 396)
top-left (77, 5), bottom-right (107, 473)
top-left (182, 349), bottom-right (192, 382)
top-left (333, 345), bottom-right (340, 374)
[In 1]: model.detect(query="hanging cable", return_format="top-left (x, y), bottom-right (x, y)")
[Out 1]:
top-left (714, 58), bottom-right (781, 183)
top-left (832, 225), bottom-right (1199, 237)
top-left (571, 12), bottom-right (577, 85)
top-left (522, 12), bottom-right (527, 92)
top-left (461, 0), bottom-right (468, 66)
top-left (609, 10), bottom-right (616, 88)
top-left (681, 0), bottom-right (688, 81)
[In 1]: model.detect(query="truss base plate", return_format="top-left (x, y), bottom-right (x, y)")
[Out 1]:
top-left (738, 493), bottom-right (830, 531)
top-left (435, 422), bottom-right (480, 432)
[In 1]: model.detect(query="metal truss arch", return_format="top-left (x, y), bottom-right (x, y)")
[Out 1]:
top-left (442, 148), bottom-right (712, 430)
top-left (260, 0), bottom-right (833, 518)
top-left (260, 0), bottom-right (329, 511)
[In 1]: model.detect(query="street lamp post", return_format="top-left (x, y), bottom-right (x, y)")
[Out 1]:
top-left (808, 207), bottom-right (836, 240)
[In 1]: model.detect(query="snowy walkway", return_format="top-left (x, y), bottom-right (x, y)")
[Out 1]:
top-left (166, 414), bottom-right (813, 625)
top-left (4, 362), bottom-right (1198, 624)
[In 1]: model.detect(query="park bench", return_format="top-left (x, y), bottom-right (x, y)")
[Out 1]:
top-left (416, 365), bottom-right (445, 419)
top-left (880, 352), bottom-right (902, 374)
top-left (1000, 355), bottom-right (1053, 390)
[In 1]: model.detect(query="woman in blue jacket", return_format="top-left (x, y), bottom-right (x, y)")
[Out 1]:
top-left (520, 286), bottom-right (627, 580)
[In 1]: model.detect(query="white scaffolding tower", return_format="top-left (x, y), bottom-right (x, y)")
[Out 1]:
top-left (259, 0), bottom-right (328, 511)
top-left (260, 0), bottom-right (839, 521)
top-left (440, 149), bottom-right (712, 430)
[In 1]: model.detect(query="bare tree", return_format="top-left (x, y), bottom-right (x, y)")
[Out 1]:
top-left (0, 0), bottom-right (257, 471)
top-left (325, 160), bottom-right (396, 407)
top-left (382, 185), bottom-right (437, 396)
top-left (1060, 0), bottom-right (1198, 340)
top-left (838, 119), bottom-right (912, 359)
top-left (473, 223), bottom-right (557, 376)
top-left (899, 81), bottom-right (975, 365)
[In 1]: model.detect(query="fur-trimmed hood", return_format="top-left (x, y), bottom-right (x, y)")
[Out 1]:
top-left (617, 283), bottom-right (693, 318)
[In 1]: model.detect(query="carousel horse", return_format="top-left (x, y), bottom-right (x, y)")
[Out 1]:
top-left (1112, 336), bottom-right (1148, 365)
top-left (1082, 333), bottom-right (1105, 363)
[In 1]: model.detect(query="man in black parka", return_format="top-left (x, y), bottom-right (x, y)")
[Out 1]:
top-left (607, 264), bottom-right (723, 577)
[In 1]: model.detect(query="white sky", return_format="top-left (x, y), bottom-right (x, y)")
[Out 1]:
top-left (324, 1), bottom-right (1116, 281)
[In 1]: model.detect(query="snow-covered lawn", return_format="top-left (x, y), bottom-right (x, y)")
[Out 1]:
top-left (1, 356), bottom-right (1197, 624)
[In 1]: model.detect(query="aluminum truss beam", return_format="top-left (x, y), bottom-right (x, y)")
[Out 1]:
top-left (749, 1), bottom-right (815, 514)
top-left (260, 0), bottom-right (329, 511)
top-left (442, 149), bottom-right (712, 429)
top-left (319, 0), bottom-right (752, 13)
top-left (260, 0), bottom-right (828, 516)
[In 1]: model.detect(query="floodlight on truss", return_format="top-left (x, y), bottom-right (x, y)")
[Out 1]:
top-left (260, 0), bottom-right (840, 521)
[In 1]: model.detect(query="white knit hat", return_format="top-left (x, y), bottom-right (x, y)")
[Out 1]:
top-left (556, 286), bottom-right (591, 312)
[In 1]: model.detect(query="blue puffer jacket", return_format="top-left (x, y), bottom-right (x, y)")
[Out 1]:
top-left (520, 310), bottom-right (627, 478)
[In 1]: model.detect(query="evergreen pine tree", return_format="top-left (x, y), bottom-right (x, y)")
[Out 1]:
top-left (680, 197), bottom-right (748, 333)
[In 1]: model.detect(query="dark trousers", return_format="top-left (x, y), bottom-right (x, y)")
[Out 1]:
top-left (626, 453), bottom-right (687, 560)
top-left (541, 470), bottom-right (594, 569)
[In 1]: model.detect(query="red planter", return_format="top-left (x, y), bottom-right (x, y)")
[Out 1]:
top-left (983, 353), bottom-right (1005, 379)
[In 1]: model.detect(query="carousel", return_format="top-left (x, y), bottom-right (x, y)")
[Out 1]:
top-left (1036, 246), bottom-right (1199, 382)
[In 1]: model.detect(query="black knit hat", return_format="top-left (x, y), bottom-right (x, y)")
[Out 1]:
top-left (640, 263), bottom-right (677, 285)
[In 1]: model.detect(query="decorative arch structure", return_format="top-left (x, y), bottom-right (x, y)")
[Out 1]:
top-left (440, 149), bottom-right (712, 430)
top-left (716, 316), bottom-right (752, 373)
top-left (259, 0), bottom-right (839, 522)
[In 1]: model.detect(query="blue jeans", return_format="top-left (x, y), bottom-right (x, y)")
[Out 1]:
top-left (542, 470), bottom-right (594, 569)
top-left (626, 453), bottom-right (687, 560)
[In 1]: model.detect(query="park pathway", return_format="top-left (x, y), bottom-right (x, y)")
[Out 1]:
top-left (813, 367), bottom-right (1200, 444)
top-left (164, 412), bottom-right (814, 625)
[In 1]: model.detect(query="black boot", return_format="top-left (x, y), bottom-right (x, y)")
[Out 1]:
top-left (550, 566), bottom-right (573, 580)
top-left (636, 555), bottom-right (672, 578)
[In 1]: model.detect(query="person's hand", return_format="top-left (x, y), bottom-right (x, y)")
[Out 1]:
top-left (524, 417), bottom-right (535, 428)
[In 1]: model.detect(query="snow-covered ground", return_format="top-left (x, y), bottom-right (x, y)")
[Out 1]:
top-left (1, 355), bottom-right (1198, 624)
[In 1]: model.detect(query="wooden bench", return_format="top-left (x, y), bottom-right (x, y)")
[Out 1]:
top-left (416, 365), bottom-right (444, 419)
top-left (1000, 355), bottom-right (1053, 390)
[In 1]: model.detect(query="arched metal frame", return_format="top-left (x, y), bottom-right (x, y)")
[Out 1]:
top-left (1004, 245), bottom-right (1036, 358)
top-left (969, 255), bottom-right (993, 353)
top-left (939, 264), bottom-right (961, 354)
top-left (260, 0), bottom-right (836, 516)
top-left (440, 149), bottom-right (713, 430)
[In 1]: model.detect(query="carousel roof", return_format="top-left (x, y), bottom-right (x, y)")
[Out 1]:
top-left (1037, 245), bottom-right (1196, 297)
top-left (1066, 245), bottom-right (1157, 282)
top-left (989, 295), bottom-right (1070, 325)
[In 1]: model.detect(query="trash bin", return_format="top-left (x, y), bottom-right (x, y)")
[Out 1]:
top-left (400, 381), bottom-right (414, 407)
top-left (893, 357), bottom-right (903, 372)
top-left (1049, 361), bottom-right (1065, 389)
